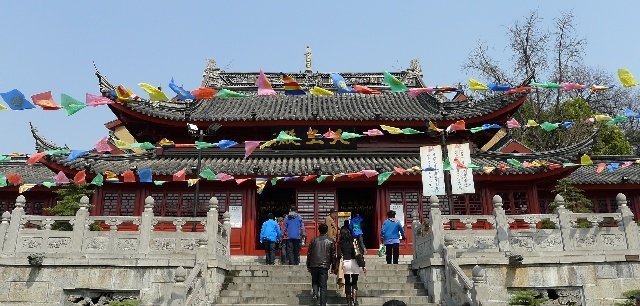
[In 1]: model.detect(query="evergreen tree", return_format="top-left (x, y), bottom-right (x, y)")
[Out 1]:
top-left (551, 178), bottom-right (593, 213)
top-left (508, 290), bottom-right (548, 305)
top-left (45, 184), bottom-right (94, 231)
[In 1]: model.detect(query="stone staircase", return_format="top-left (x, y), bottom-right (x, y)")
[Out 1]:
top-left (216, 255), bottom-right (436, 306)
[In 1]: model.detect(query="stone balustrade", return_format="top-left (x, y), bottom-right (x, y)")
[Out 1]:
top-left (0, 195), bottom-right (231, 261)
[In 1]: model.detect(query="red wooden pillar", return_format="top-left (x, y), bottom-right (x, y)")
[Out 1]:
top-left (239, 186), bottom-right (256, 255)
top-left (528, 184), bottom-right (540, 214)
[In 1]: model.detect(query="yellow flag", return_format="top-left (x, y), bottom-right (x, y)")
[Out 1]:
top-left (469, 78), bottom-right (489, 91)
top-left (407, 166), bottom-right (422, 172)
top-left (0, 103), bottom-right (7, 110)
top-left (580, 154), bottom-right (593, 165)
top-left (259, 139), bottom-right (277, 149)
top-left (482, 167), bottom-right (495, 174)
top-left (19, 184), bottom-right (36, 193)
top-left (525, 120), bottom-right (539, 127)
top-left (594, 114), bottom-right (612, 122)
top-left (115, 139), bottom-right (132, 149)
top-left (428, 121), bottom-right (443, 132)
top-left (332, 173), bottom-right (345, 181)
top-left (618, 68), bottom-right (639, 87)
top-left (187, 178), bottom-right (200, 187)
top-left (310, 86), bottom-right (333, 96)
top-left (139, 83), bottom-right (169, 101)
top-left (380, 125), bottom-right (403, 134)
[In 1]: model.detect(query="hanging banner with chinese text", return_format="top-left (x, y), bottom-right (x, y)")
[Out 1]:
top-left (447, 143), bottom-right (475, 194)
top-left (420, 145), bottom-right (446, 196)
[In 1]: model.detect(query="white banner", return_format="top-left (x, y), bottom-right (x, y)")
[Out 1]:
top-left (229, 205), bottom-right (242, 228)
top-left (447, 143), bottom-right (475, 194)
top-left (420, 145), bottom-right (446, 196)
top-left (390, 204), bottom-right (405, 227)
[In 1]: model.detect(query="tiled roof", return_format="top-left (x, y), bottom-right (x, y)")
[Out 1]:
top-left (0, 156), bottom-right (57, 184)
top-left (567, 156), bottom-right (640, 184)
top-left (113, 91), bottom-right (528, 123)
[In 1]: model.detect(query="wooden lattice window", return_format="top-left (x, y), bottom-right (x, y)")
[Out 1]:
top-left (422, 195), bottom-right (451, 219)
top-left (24, 201), bottom-right (44, 215)
top-left (297, 192), bottom-right (315, 222)
top-left (0, 200), bottom-right (16, 213)
top-left (103, 193), bottom-right (119, 216)
top-left (214, 192), bottom-right (228, 221)
top-left (539, 198), bottom-right (553, 214)
top-left (497, 191), bottom-right (529, 215)
top-left (120, 193), bottom-right (136, 216)
top-left (595, 198), bottom-right (618, 213)
top-left (451, 194), bottom-right (482, 215)
top-left (317, 192), bottom-right (336, 221)
top-left (390, 190), bottom-right (421, 223)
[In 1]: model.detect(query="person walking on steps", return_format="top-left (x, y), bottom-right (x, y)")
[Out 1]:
top-left (337, 227), bottom-right (366, 306)
top-left (278, 214), bottom-right (288, 264)
top-left (350, 213), bottom-right (365, 251)
top-left (284, 205), bottom-right (305, 265)
top-left (325, 208), bottom-right (338, 242)
top-left (307, 223), bottom-right (336, 306)
top-left (380, 210), bottom-right (406, 265)
top-left (259, 213), bottom-right (281, 265)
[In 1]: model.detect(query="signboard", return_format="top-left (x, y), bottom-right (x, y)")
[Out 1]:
top-left (420, 145), bottom-right (446, 196)
top-left (447, 143), bottom-right (476, 194)
top-left (337, 212), bottom-right (352, 229)
top-left (228, 205), bottom-right (242, 228)
top-left (390, 204), bottom-right (404, 227)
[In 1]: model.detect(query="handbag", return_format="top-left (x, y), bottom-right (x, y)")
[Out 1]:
top-left (353, 239), bottom-right (366, 267)
top-left (378, 245), bottom-right (386, 257)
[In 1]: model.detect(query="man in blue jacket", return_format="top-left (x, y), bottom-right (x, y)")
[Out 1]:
top-left (350, 213), bottom-right (366, 251)
top-left (284, 205), bottom-right (305, 265)
top-left (380, 210), bottom-right (405, 264)
top-left (260, 213), bottom-right (281, 265)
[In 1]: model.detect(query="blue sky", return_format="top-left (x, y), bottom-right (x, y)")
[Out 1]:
top-left (1, 1), bottom-right (639, 154)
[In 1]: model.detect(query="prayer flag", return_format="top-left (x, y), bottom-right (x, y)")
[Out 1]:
top-left (540, 122), bottom-right (560, 132)
top-left (74, 170), bottom-right (87, 184)
top-left (6, 174), bottom-right (22, 185)
top-left (341, 132), bottom-right (363, 139)
top-left (428, 121), bottom-right (443, 133)
top-left (54, 171), bottom-right (69, 184)
top-left (506, 118), bottom-right (521, 128)
top-left (199, 169), bottom-right (217, 180)
top-left (606, 116), bottom-right (628, 125)
top-left (169, 77), bottom-right (195, 100)
top-left (256, 69), bottom-right (277, 96)
top-left (330, 73), bottom-right (353, 93)
top-left (191, 87), bottom-right (217, 99)
top-left (530, 81), bottom-right (561, 89)
top-left (606, 163), bottom-right (620, 172)
top-left (393, 167), bottom-right (407, 174)
top-left (95, 136), bottom-right (112, 153)
top-left (41, 182), bottom-right (57, 188)
top-left (382, 71), bottom-right (407, 92)
top-left (45, 149), bottom-right (70, 155)
top-left (153, 181), bottom-right (167, 186)
top-left (139, 83), bottom-right (169, 101)
top-left (302, 175), bottom-right (317, 182)
top-left (352, 85), bottom-right (381, 94)
top-left (453, 158), bottom-right (467, 169)
top-left (123, 170), bottom-right (136, 183)
top-left (115, 85), bottom-right (140, 102)
top-left (0, 89), bottom-right (35, 110)
top-left (310, 86), bottom-right (333, 96)
top-left (377, 172), bottom-right (393, 185)
top-left (487, 84), bottom-right (512, 91)
top-left (505, 86), bottom-right (533, 94)
top-left (380, 125), bottom-right (403, 134)
top-left (0, 176), bottom-right (6, 187)
top-left (19, 184), bottom-right (36, 193)
top-left (408, 88), bottom-right (435, 97)
top-left (625, 107), bottom-right (640, 118)
top-left (90, 173), bottom-right (104, 186)
top-left (31, 91), bottom-right (61, 110)
top-left (216, 140), bottom-right (238, 149)
top-left (363, 129), bottom-right (384, 136)
top-left (469, 78), bottom-right (489, 91)
top-left (256, 178), bottom-right (267, 194)
top-left (561, 122), bottom-right (575, 129)
top-left (361, 170), bottom-right (379, 178)
top-left (195, 141), bottom-right (216, 149)
top-left (497, 164), bottom-right (510, 171)
top-left (216, 173), bottom-right (234, 181)
top-left (580, 154), bottom-right (593, 165)
top-left (402, 128), bottom-right (423, 135)
top-left (443, 158), bottom-right (452, 171)
top-left (104, 171), bottom-right (120, 183)
top-left (618, 68), bottom-right (639, 87)
top-left (159, 138), bottom-right (175, 148)
top-left (260, 139), bottom-right (277, 149)
top-left (469, 127), bottom-right (485, 133)
top-left (447, 120), bottom-right (466, 132)
top-left (138, 168), bottom-right (152, 183)
top-left (215, 88), bottom-right (247, 98)
top-left (622, 161), bottom-right (633, 168)
top-left (596, 163), bottom-right (606, 174)
top-left (271, 177), bottom-right (283, 185)
top-left (235, 178), bottom-right (249, 185)
top-left (591, 85), bottom-right (613, 92)
top-left (583, 118), bottom-right (595, 123)
top-left (26, 152), bottom-right (47, 166)
top-left (244, 141), bottom-right (261, 158)
top-left (525, 120), bottom-right (539, 127)
top-left (187, 178), bottom-right (200, 187)
top-left (560, 83), bottom-right (587, 91)
top-left (86, 93), bottom-right (113, 106)
top-left (66, 150), bottom-right (91, 162)
top-left (594, 114), bottom-right (613, 122)
top-left (507, 159), bottom-right (523, 167)
top-left (115, 139), bottom-right (132, 150)
top-left (0, 104), bottom-right (6, 111)
top-left (279, 73), bottom-right (306, 95)
top-left (482, 167), bottom-right (495, 174)
top-left (0, 155), bottom-right (11, 162)
top-left (316, 175), bottom-right (330, 183)
top-left (131, 142), bottom-right (155, 150)
top-left (347, 172), bottom-right (364, 178)
top-left (276, 131), bottom-right (302, 141)
top-left (61, 94), bottom-right (87, 116)
top-left (173, 168), bottom-right (187, 181)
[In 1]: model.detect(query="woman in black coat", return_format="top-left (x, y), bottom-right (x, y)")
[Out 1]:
top-left (337, 228), bottom-right (366, 306)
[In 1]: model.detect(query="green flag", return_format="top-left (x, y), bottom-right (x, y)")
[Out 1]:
top-left (401, 128), bottom-right (424, 135)
top-left (341, 132), bottom-right (363, 139)
top-left (276, 131), bottom-right (302, 142)
top-left (45, 149), bottom-right (71, 155)
top-left (606, 115), bottom-right (628, 125)
top-left (562, 162), bottom-right (579, 168)
top-left (540, 122), bottom-right (559, 132)
top-left (530, 81), bottom-right (561, 89)
top-left (41, 181), bottom-right (57, 188)
top-left (507, 158), bottom-right (523, 167)
top-left (0, 155), bottom-right (11, 162)
top-left (382, 71), bottom-right (408, 92)
top-left (377, 171), bottom-right (393, 185)
top-left (195, 141), bottom-right (216, 149)
top-left (61, 93), bottom-right (87, 116)
top-left (0, 176), bottom-right (6, 187)
top-left (469, 127), bottom-right (485, 133)
top-left (317, 175), bottom-right (330, 183)
top-left (90, 173), bottom-right (104, 186)
top-left (199, 169), bottom-right (217, 180)
top-left (466, 163), bottom-right (481, 169)
top-left (443, 158), bottom-right (452, 171)
top-left (154, 180), bottom-right (168, 185)
top-left (215, 88), bottom-right (247, 98)
top-left (271, 177), bottom-right (283, 186)
top-left (131, 142), bottom-right (156, 150)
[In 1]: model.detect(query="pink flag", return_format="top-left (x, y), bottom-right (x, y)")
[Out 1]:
top-left (94, 136), bottom-right (112, 153)
top-left (361, 170), bottom-right (379, 178)
top-left (235, 178), bottom-right (249, 185)
top-left (86, 93), bottom-right (113, 107)
top-left (26, 152), bottom-right (47, 166)
top-left (408, 88), bottom-right (435, 97)
top-left (54, 171), bottom-right (70, 184)
top-left (216, 173), bottom-right (234, 181)
top-left (596, 163), bottom-right (606, 174)
top-left (393, 167), bottom-right (407, 174)
top-left (173, 168), bottom-right (187, 181)
top-left (244, 141), bottom-right (262, 159)
top-left (323, 129), bottom-right (338, 139)
top-left (256, 69), bottom-right (277, 96)
top-left (363, 129), bottom-right (384, 136)
top-left (621, 161), bottom-right (633, 168)
top-left (583, 118), bottom-right (595, 123)
top-left (506, 118), bottom-right (521, 128)
top-left (74, 170), bottom-right (87, 184)
top-left (31, 91), bottom-right (62, 110)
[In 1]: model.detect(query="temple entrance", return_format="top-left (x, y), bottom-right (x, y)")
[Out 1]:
top-left (337, 188), bottom-right (377, 250)
top-left (255, 188), bottom-right (295, 250)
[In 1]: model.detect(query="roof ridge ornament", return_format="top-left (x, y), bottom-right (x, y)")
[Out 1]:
top-left (202, 58), bottom-right (223, 88)
top-left (93, 61), bottom-right (115, 94)
top-left (305, 46), bottom-right (312, 73)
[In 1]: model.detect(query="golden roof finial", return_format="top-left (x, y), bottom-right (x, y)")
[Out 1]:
top-left (305, 46), bottom-right (312, 72)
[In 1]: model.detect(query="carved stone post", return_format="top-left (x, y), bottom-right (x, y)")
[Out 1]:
top-left (169, 266), bottom-right (187, 306)
top-left (139, 196), bottom-right (155, 254)
top-left (428, 195), bottom-right (444, 256)
top-left (196, 238), bottom-right (209, 302)
top-left (223, 212), bottom-right (231, 256)
top-left (0, 211), bottom-right (10, 252)
top-left (71, 196), bottom-right (90, 253)
top-left (616, 193), bottom-right (640, 249)
top-left (554, 194), bottom-right (572, 251)
top-left (206, 197), bottom-right (219, 255)
top-left (492, 195), bottom-right (511, 252)
top-left (471, 265), bottom-right (488, 306)
top-left (4, 195), bottom-right (26, 252)
top-left (411, 209), bottom-right (421, 259)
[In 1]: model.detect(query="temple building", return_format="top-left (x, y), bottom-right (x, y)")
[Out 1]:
top-left (1, 51), bottom-right (639, 256)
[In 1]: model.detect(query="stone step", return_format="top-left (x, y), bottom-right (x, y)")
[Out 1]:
top-left (231, 255), bottom-right (413, 264)
top-left (215, 303), bottom-right (434, 306)
top-left (231, 263), bottom-right (413, 270)
top-left (216, 295), bottom-right (432, 305)
top-left (223, 282), bottom-right (425, 291)
top-left (225, 275), bottom-right (421, 284)
top-left (220, 288), bottom-right (428, 298)
top-left (227, 269), bottom-right (414, 277)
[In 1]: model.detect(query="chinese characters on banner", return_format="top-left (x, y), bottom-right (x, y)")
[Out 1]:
top-left (447, 143), bottom-right (475, 194)
top-left (420, 145), bottom-right (446, 196)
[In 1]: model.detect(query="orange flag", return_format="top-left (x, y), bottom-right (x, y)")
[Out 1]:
top-left (6, 174), bottom-right (22, 185)
top-left (596, 163), bottom-right (606, 174)
top-left (191, 87), bottom-right (218, 99)
top-left (26, 152), bottom-right (47, 166)
top-left (173, 168), bottom-right (187, 181)
top-left (447, 120), bottom-right (466, 132)
top-left (31, 91), bottom-right (62, 110)
top-left (303, 174), bottom-right (317, 181)
top-left (74, 170), bottom-right (87, 184)
top-left (347, 172), bottom-right (364, 178)
top-left (123, 170), bottom-right (136, 182)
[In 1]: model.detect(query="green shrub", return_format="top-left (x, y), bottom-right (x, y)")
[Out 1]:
top-left (508, 289), bottom-right (548, 305)
top-left (108, 299), bottom-right (141, 306)
top-left (614, 289), bottom-right (640, 306)
top-left (539, 219), bottom-right (556, 229)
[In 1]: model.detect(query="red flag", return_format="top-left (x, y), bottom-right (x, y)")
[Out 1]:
top-left (6, 174), bottom-right (22, 185)
top-left (393, 167), bottom-right (407, 174)
top-left (453, 158), bottom-right (467, 169)
top-left (303, 174), bottom-right (317, 181)
top-left (173, 168), bottom-right (186, 181)
top-left (505, 86), bottom-right (533, 95)
top-left (26, 152), bottom-right (47, 166)
top-left (347, 172), bottom-right (364, 178)
top-left (235, 178), bottom-right (249, 185)
top-left (74, 170), bottom-right (87, 184)
top-left (352, 85), bottom-right (382, 94)
top-left (123, 170), bottom-right (136, 182)
top-left (548, 163), bottom-right (562, 170)
top-left (497, 164), bottom-right (510, 171)
top-left (191, 87), bottom-right (217, 99)
top-left (447, 120), bottom-right (466, 132)
top-left (31, 91), bottom-right (62, 110)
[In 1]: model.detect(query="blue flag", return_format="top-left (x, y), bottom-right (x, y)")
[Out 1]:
top-left (66, 150), bottom-right (91, 162)
top-left (487, 84), bottom-right (513, 91)
top-left (169, 78), bottom-right (195, 100)
top-left (138, 168), bottom-right (153, 183)
top-left (330, 73), bottom-right (353, 93)
top-left (215, 140), bottom-right (238, 149)
top-left (0, 89), bottom-right (35, 110)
